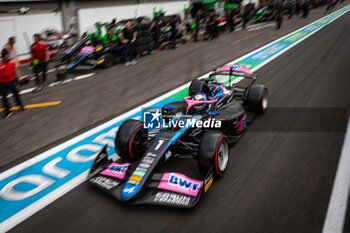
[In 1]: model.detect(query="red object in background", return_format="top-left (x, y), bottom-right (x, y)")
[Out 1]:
top-left (218, 19), bottom-right (226, 25)
top-left (0, 61), bottom-right (15, 83)
top-left (19, 58), bottom-right (31, 64)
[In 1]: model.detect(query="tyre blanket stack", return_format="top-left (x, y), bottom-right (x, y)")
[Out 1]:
top-left (135, 21), bottom-right (154, 56)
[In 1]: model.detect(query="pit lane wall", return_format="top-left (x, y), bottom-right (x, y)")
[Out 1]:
top-left (78, 1), bottom-right (189, 34)
top-left (0, 5), bottom-right (350, 232)
top-left (0, 12), bottom-right (63, 56)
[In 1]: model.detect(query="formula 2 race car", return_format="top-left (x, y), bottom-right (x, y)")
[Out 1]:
top-left (88, 64), bottom-right (268, 208)
top-left (56, 32), bottom-right (123, 81)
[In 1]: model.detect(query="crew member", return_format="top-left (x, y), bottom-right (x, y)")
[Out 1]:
top-left (301, 0), bottom-right (310, 18)
top-left (0, 49), bottom-right (24, 119)
top-left (275, 3), bottom-right (284, 29)
top-left (168, 15), bottom-right (179, 48)
top-left (3, 37), bottom-right (19, 66)
top-left (31, 34), bottom-right (50, 92)
top-left (242, 4), bottom-right (251, 30)
top-left (193, 9), bottom-right (202, 42)
top-left (184, 10), bottom-right (193, 34)
top-left (226, 9), bottom-right (236, 32)
top-left (119, 20), bottom-right (137, 66)
top-left (204, 11), bottom-right (215, 40)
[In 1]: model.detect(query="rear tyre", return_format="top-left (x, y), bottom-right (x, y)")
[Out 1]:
top-left (189, 80), bottom-right (210, 96)
top-left (115, 119), bottom-right (148, 161)
top-left (246, 84), bottom-right (268, 114)
top-left (197, 133), bottom-right (229, 177)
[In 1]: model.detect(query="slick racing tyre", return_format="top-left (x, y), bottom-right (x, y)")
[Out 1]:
top-left (115, 119), bottom-right (148, 161)
top-left (197, 133), bottom-right (229, 177)
top-left (189, 80), bottom-right (210, 96)
top-left (102, 52), bottom-right (114, 68)
top-left (56, 70), bottom-right (67, 82)
top-left (246, 84), bottom-right (268, 114)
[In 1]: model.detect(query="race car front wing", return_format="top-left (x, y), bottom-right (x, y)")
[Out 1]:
top-left (88, 146), bottom-right (214, 208)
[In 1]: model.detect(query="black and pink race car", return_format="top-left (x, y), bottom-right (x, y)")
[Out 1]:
top-left (88, 64), bottom-right (268, 208)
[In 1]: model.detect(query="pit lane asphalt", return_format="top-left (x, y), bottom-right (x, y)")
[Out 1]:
top-left (4, 2), bottom-right (350, 232)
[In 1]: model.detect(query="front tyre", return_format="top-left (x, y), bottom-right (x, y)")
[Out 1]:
top-left (102, 52), bottom-right (114, 68)
top-left (115, 119), bottom-right (148, 161)
top-left (197, 133), bottom-right (229, 177)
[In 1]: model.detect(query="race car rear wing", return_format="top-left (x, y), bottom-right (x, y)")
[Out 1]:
top-left (209, 67), bottom-right (258, 92)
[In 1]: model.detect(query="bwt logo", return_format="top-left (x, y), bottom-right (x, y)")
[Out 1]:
top-left (108, 165), bottom-right (128, 173)
top-left (168, 174), bottom-right (200, 192)
top-left (143, 109), bottom-right (162, 129)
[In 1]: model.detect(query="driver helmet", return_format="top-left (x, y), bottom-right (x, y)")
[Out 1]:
top-left (194, 93), bottom-right (207, 111)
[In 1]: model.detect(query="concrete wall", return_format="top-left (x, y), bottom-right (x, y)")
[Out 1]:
top-left (78, 1), bottom-right (189, 33)
top-left (0, 12), bottom-right (63, 56)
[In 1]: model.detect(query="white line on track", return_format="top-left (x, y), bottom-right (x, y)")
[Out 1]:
top-left (323, 119), bottom-right (350, 233)
top-left (247, 23), bottom-right (276, 31)
top-left (17, 73), bottom-right (96, 95)
top-left (0, 5), bottom-right (349, 232)
top-left (73, 73), bottom-right (95, 80)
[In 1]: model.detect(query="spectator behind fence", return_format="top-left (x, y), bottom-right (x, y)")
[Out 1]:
top-left (119, 20), bottom-right (137, 66)
top-left (31, 34), bottom-right (50, 92)
top-left (0, 49), bottom-right (24, 119)
top-left (3, 37), bottom-right (19, 67)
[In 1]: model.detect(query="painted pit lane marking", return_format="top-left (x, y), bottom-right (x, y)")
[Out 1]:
top-left (0, 5), bottom-right (349, 232)
top-left (0, 101), bottom-right (61, 112)
top-left (232, 30), bottom-right (266, 44)
top-left (2, 73), bottom-right (96, 99)
top-left (16, 73), bottom-right (96, 95)
top-left (323, 119), bottom-right (350, 233)
top-left (247, 23), bottom-right (275, 32)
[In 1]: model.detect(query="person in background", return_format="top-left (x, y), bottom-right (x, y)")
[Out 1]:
top-left (204, 11), bottom-right (214, 40)
top-left (193, 9), bottom-right (202, 42)
top-left (119, 20), bottom-right (137, 66)
top-left (301, 0), bottom-right (310, 18)
top-left (288, 0), bottom-right (295, 19)
top-left (242, 4), bottom-right (251, 30)
top-left (275, 2), bottom-right (284, 29)
top-left (325, 0), bottom-right (336, 13)
top-left (184, 10), bottom-right (193, 35)
top-left (0, 49), bottom-right (24, 119)
top-left (168, 15), bottom-right (179, 48)
top-left (226, 9), bottom-right (236, 33)
top-left (108, 18), bottom-right (117, 41)
top-left (211, 10), bottom-right (219, 39)
top-left (31, 34), bottom-right (50, 92)
top-left (3, 37), bottom-right (19, 66)
top-left (150, 19), bottom-right (161, 50)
